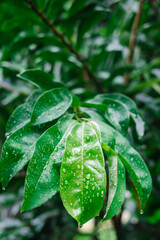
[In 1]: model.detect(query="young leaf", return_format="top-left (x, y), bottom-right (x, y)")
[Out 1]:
top-left (96, 93), bottom-right (145, 138)
top-left (102, 143), bottom-right (126, 220)
top-left (60, 121), bottom-right (106, 225)
top-left (21, 115), bottom-right (75, 211)
top-left (17, 69), bottom-right (63, 91)
top-left (31, 87), bottom-right (72, 125)
top-left (6, 101), bottom-right (35, 135)
top-left (83, 98), bottom-right (129, 136)
top-left (0, 124), bottom-right (43, 188)
top-left (94, 120), bottom-right (152, 210)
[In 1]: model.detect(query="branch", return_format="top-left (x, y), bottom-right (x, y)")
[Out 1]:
top-left (25, 0), bottom-right (103, 93)
top-left (125, 0), bottom-right (144, 85)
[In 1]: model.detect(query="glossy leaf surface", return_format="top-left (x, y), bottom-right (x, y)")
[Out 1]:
top-left (60, 121), bottom-right (106, 225)
top-left (0, 124), bottom-right (43, 188)
top-left (21, 115), bottom-right (75, 211)
top-left (6, 101), bottom-right (35, 135)
top-left (18, 69), bottom-right (63, 91)
top-left (94, 120), bottom-right (152, 209)
top-left (102, 143), bottom-right (126, 220)
top-left (83, 98), bottom-right (129, 136)
top-left (96, 93), bottom-right (145, 138)
top-left (31, 87), bottom-right (72, 125)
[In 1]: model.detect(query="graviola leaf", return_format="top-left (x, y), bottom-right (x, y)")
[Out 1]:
top-left (82, 97), bottom-right (129, 136)
top-left (102, 143), bottom-right (126, 220)
top-left (6, 101), bottom-right (35, 135)
top-left (31, 87), bottom-right (72, 125)
top-left (96, 93), bottom-right (145, 138)
top-left (17, 69), bottom-right (63, 91)
top-left (94, 120), bottom-right (152, 210)
top-left (0, 123), bottom-right (44, 188)
top-left (60, 121), bottom-right (106, 225)
top-left (21, 114), bottom-right (75, 211)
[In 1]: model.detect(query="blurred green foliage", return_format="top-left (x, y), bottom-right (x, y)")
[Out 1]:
top-left (0, 0), bottom-right (160, 239)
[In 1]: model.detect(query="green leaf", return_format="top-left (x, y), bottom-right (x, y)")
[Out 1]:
top-left (21, 115), bottom-right (75, 211)
top-left (31, 87), bottom-right (72, 125)
top-left (6, 101), bottom-right (35, 135)
top-left (72, 94), bottom-right (80, 108)
top-left (83, 97), bottom-right (129, 136)
top-left (102, 143), bottom-right (126, 220)
top-left (96, 93), bottom-right (145, 138)
top-left (0, 124), bottom-right (44, 188)
top-left (17, 69), bottom-right (63, 91)
top-left (69, 0), bottom-right (86, 17)
top-left (82, 109), bottom-right (106, 123)
top-left (95, 120), bottom-right (152, 210)
top-left (26, 90), bottom-right (42, 102)
top-left (60, 121), bottom-right (106, 225)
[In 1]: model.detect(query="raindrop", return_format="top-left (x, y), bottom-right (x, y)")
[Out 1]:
top-left (62, 168), bottom-right (66, 173)
top-left (86, 174), bottom-right (90, 179)
top-left (65, 180), bottom-right (68, 185)
top-left (140, 209), bottom-right (144, 215)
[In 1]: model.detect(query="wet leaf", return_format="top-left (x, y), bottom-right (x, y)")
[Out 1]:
top-left (18, 69), bottom-right (63, 91)
top-left (83, 97), bottom-right (129, 136)
top-left (21, 115), bottom-right (75, 211)
top-left (31, 87), bottom-right (72, 125)
top-left (60, 121), bottom-right (106, 225)
top-left (0, 124), bottom-right (43, 188)
top-left (102, 143), bottom-right (126, 220)
top-left (6, 101), bottom-right (35, 135)
top-left (94, 120), bottom-right (152, 210)
top-left (96, 93), bottom-right (145, 138)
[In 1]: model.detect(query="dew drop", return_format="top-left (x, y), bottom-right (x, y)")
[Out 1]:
top-left (140, 209), bottom-right (144, 215)
top-left (77, 165), bottom-right (80, 169)
top-left (86, 174), bottom-right (90, 179)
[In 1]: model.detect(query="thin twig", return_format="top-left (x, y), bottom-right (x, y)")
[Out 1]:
top-left (25, 0), bottom-right (103, 93)
top-left (125, 0), bottom-right (144, 85)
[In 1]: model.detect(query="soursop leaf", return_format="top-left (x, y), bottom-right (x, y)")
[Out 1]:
top-left (94, 120), bottom-right (152, 210)
top-left (60, 121), bottom-right (106, 225)
top-left (0, 123), bottom-right (44, 188)
top-left (102, 143), bottom-right (126, 220)
top-left (31, 87), bottom-right (72, 125)
top-left (18, 69), bottom-right (63, 91)
top-left (21, 114), bottom-right (75, 211)
top-left (96, 93), bottom-right (145, 138)
top-left (82, 97), bottom-right (129, 136)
